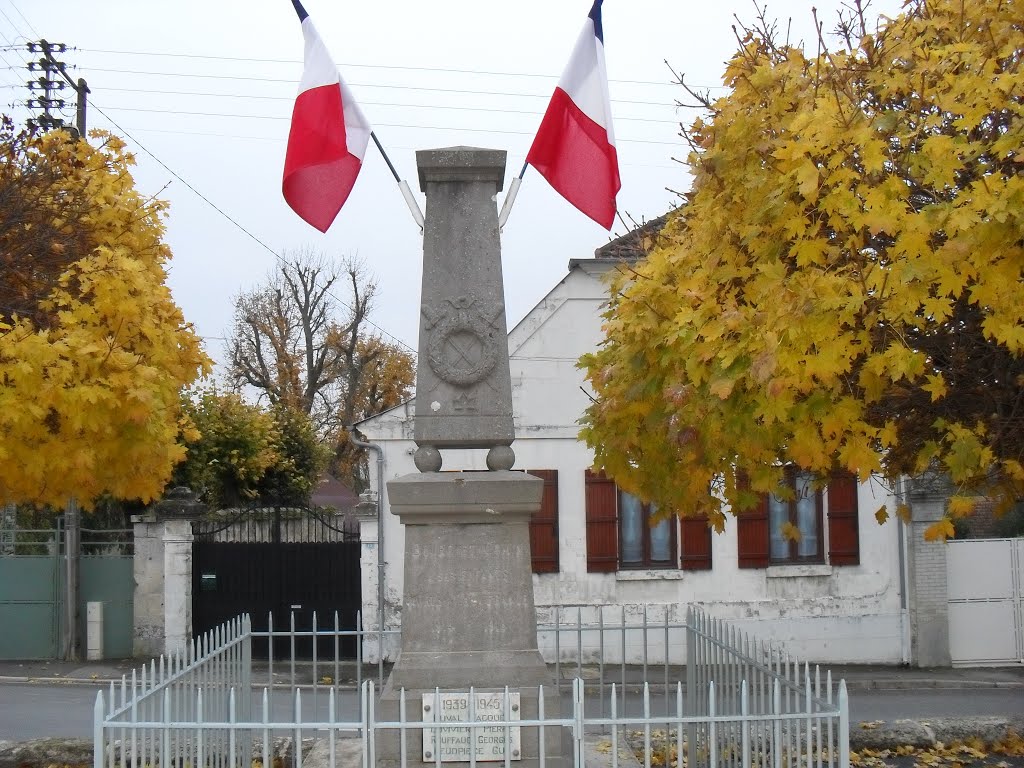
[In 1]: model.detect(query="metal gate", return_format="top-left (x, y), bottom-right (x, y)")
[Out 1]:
top-left (947, 538), bottom-right (1024, 665)
top-left (0, 525), bottom-right (62, 658)
top-left (192, 507), bottom-right (361, 659)
top-left (80, 528), bottom-right (135, 658)
top-left (0, 519), bottom-right (134, 660)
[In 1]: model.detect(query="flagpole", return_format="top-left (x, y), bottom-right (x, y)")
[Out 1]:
top-left (498, 161), bottom-right (528, 230)
top-left (371, 131), bottom-right (425, 231)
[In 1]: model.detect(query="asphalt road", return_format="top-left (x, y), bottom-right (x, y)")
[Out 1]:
top-left (2, 682), bottom-right (1023, 742)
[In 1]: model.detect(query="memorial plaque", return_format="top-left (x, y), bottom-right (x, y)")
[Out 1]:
top-left (421, 692), bottom-right (521, 763)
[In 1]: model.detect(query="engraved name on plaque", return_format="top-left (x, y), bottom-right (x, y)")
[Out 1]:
top-left (421, 692), bottom-right (521, 763)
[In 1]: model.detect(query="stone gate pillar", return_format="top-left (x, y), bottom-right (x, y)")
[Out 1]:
top-left (132, 487), bottom-right (204, 658)
top-left (907, 476), bottom-right (952, 667)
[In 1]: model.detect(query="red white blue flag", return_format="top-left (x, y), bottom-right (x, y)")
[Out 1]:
top-left (526, 0), bottom-right (620, 229)
top-left (282, 0), bottom-right (371, 232)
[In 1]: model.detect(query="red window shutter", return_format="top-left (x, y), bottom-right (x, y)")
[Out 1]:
top-left (527, 470), bottom-right (559, 574)
top-left (680, 515), bottom-right (712, 570)
top-left (585, 469), bottom-right (618, 573)
top-left (827, 471), bottom-right (860, 566)
top-left (736, 476), bottom-right (770, 568)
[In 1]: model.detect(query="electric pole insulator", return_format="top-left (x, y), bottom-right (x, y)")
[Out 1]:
top-left (24, 38), bottom-right (86, 138)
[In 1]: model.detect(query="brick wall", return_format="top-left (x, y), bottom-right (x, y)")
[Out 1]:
top-left (907, 490), bottom-right (952, 667)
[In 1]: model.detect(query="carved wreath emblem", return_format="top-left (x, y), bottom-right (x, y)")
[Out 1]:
top-left (423, 296), bottom-right (503, 387)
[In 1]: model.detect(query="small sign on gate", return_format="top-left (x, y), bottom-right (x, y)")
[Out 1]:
top-left (421, 691), bottom-right (521, 763)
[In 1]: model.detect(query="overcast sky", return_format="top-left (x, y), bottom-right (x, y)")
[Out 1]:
top-left (1, 0), bottom-right (903, 375)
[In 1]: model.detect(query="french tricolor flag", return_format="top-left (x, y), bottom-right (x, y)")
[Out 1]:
top-left (282, 0), bottom-right (371, 233)
top-left (527, 0), bottom-right (621, 230)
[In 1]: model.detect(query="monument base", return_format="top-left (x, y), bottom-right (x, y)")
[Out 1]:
top-left (376, 470), bottom-right (569, 767)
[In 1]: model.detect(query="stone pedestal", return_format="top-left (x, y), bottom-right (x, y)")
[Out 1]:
top-left (378, 472), bottom-right (564, 768)
top-left (377, 146), bottom-right (566, 767)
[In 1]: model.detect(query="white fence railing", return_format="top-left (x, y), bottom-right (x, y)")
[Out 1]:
top-left (95, 615), bottom-right (252, 768)
top-left (94, 607), bottom-right (849, 768)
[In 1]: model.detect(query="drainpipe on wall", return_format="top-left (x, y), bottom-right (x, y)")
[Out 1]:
top-left (895, 475), bottom-right (912, 666)
top-left (348, 427), bottom-right (386, 674)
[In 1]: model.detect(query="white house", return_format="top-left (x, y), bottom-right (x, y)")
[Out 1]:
top-left (357, 236), bottom-right (923, 666)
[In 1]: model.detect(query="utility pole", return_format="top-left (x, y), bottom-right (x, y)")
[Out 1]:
top-left (23, 40), bottom-right (90, 662)
top-left (62, 497), bottom-right (81, 661)
top-left (26, 40), bottom-right (89, 139)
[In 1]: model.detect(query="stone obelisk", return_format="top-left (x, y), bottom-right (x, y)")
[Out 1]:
top-left (378, 147), bottom-right (564, 768)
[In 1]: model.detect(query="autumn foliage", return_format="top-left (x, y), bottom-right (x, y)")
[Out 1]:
top-left (173, 389), bottom-right (326, 510)
top-left (0, 123), bottom-right (210, 509)
top-left (581, 0), bottom-right (1024, 537)
top-left (227, 252), bottom-right (414, 491)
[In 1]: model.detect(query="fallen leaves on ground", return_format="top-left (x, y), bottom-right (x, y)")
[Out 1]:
top-left (852, 735), bottom-right (1021, 768)
top-left (617, 728), bottom-right (1024, 768)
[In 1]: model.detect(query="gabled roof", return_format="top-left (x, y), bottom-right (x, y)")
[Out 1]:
top-left (310, 473), bottom-right (358, 510)
top-left (591, 213), bottom-right (671, 261)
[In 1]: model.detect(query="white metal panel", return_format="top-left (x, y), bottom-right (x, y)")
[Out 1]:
top-left (1017, 539), bottom-right (1024, 661)
top-left (948, 601), bottom-right (1018, 664)
top-left (1017, 539), bottom-right (1024, 597)
top-left (947, 538), bottom-right (1024, 665)
top-left (946, 540), bottom-right (1014, 600)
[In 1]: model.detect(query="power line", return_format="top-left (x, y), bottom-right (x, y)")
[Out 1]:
top-left (0, 1), bottom-right (418, 358)
top-left (79, 67), bottom-right (680, 107)
top-left (77, 46), bottom-right (715, 89)
top-left (92, 103), bottom-right (684, 126)
top-left (5, 0), bottom-right (39, 39)
top-left (91, 108), bottom-right (681, 146)
top-left (88, 99), bottom-right (418, 358)
top-left (14, 85), bottom-right (698, 133)
top-left (71, 123), bottom-right (685, 170)
top-left (74, 92), bottom-right (686, 123)
top-left (0, 18), bottom-right (31, 68)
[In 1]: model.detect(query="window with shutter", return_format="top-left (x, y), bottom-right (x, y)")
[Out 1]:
top-left (736, 468), bottom-right (862, 568)
top-left (827, 471), bottom-right (860, 566)
top-left (680, 515), bottom-right (712, 570)
top-left (584, 469), bottom-right (618, 572)
top-left (736, 474), bottom-right (771, 569)
top-left (585, 471), bottom-right (710, 571)
top-left (767, 468), bottom-right (824, 563)
top-left (527, 469), bottom-right (559, 574)
top-left (618, 490), bottom-right (676, 568)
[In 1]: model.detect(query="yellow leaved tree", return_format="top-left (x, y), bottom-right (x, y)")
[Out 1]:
top-left (0, 121), bottom-right (211, 509)
top-left (580, 0), bottom-right (1023, 538)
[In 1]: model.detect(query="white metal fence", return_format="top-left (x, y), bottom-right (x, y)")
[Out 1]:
top-left (94, 607), bottom-right (849, 768)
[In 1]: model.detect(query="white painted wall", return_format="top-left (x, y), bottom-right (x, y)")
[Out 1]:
top-left (360, 260), bottom-right (905, 664)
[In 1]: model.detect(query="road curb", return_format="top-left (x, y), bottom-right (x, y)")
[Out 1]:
top-left (848, 679), bottom-right (1024, 690)
top-left (850, 715), bottom-right (1024, 751)
top-left (3, 673), bottom-right (1024, 691)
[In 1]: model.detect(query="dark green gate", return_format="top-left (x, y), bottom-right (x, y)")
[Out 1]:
top-left (0, 517), bottom-right (134, 660)
top-left (0, 526), bottom-right (62, 658)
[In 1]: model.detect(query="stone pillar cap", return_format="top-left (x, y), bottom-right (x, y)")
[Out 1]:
top-left (417, 147), bottom-right (506, 190)
top-left (151, 486), bottom-right (207, 521)
top-left (388, 470), bottom-right (541, 525)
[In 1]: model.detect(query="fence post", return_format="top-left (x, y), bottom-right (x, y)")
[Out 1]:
top-left (838, 681), bottom-right (849, 768)
top-left (573, 678), bottom-right (586, 768)
top-left (93, 692), bottom-right (104, 768)
top-left (772, 679), bottom-right (782, 768)
top-left (686, 606), bottom-right (697, 767)
top-left (64, 497), bottom-right (80, 661)
top-left (741, 680), bottom-right (750, 768)
top-left (242, 614), bottom-right (252, 721)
